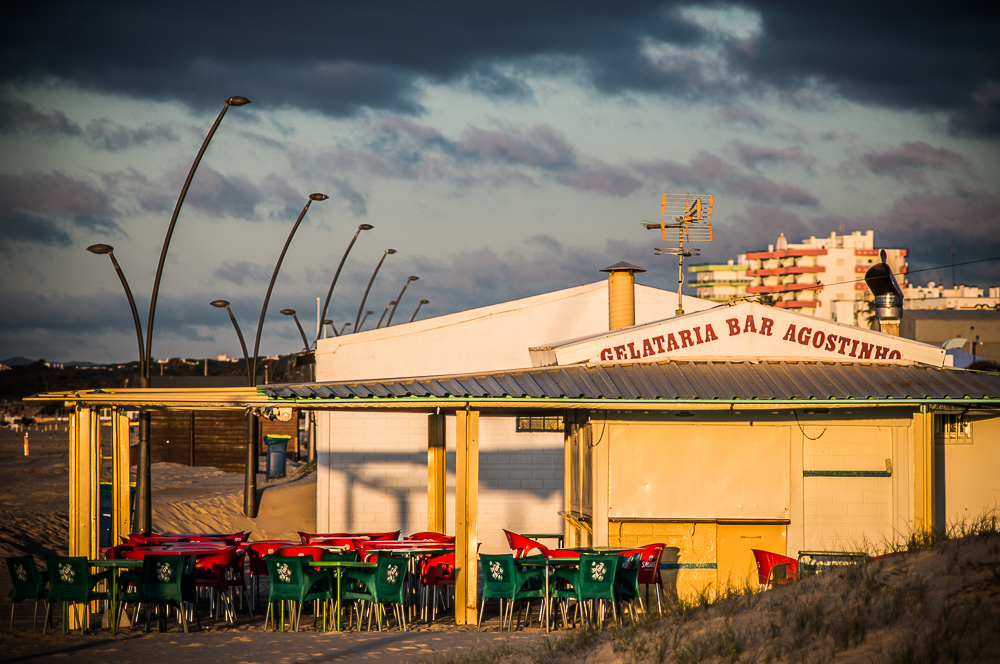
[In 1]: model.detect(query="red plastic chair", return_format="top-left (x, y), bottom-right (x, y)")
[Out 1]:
top-left (418, 551), bottom-right (455, 622)
top-left (276, 546), bottom-right (326, 562)
top-left (542, 548), bottom-right (581, 559)
top-left (751, 549), bottom-right (798, 590)
top-left (246, 541), bottom-right (290, 607)
top-left (193, 546), bottom-right (241, 622)
top-left (361, 530), bottom-right (401, 541)
top-left (502, 529), bottom-right (548, 558)
top-left (302, 536), bottom-right (357, 551)
top-left (407, 531), bottom-right (454, 543)
top-left (629, 543), bottom-right (666, 613)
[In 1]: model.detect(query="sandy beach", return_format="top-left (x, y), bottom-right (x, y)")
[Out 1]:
top-left (0, 425), bottom-right (551, 663)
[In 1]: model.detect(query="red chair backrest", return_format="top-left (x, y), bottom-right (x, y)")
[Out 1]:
top-left (105, 544), bottom-right (134, 560)
top-left (361, 530), bottom-right (401, 541)
top-left (276, 545), bottom-right (325, 562)
top-left (751, 549), bottom-right (798, 585)
top-left (420, 552), bottom-right (456, 585)
top-left (246, 541), bottom-right (288, 574)
top-left (502, 529), bottom-right (548, 558)
top-left (407, 531), bottom-right (454, 543)
top-left (636, 543), bottom-right (665, 586)
top-left (302, 536), bottom-right (357, 550)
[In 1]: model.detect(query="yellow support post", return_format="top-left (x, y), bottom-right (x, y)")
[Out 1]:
top-left (427, 412), bottom-right (446, 534)
top-left (67, 406), bottom-right (99, 629)
top-left (112, 408), bottom-right (131, 545)
top-left (454, 406), bottom-right (479, 625)
top-left (914, 406), bottom-right (935, 534)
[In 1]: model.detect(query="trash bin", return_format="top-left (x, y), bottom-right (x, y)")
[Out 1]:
top-left (264, 434), bottom-right (291, 479)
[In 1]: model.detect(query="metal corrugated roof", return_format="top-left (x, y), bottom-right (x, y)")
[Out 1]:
top-left (263, 361), bottom-right (1000, 404)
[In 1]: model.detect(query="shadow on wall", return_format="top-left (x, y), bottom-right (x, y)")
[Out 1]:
top-left (321, 448), bottom-right (564, 535)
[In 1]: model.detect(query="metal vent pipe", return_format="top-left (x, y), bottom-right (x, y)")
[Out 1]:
top-left (601, 261), bottom-right (646, 331)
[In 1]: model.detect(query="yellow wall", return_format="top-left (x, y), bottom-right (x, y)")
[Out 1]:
top-left (938, 413), bottom-right (1000, 527)
top-left (603, 410), bottom-right (915, 601)
top-left (608, 421), bottom-right (790, 519)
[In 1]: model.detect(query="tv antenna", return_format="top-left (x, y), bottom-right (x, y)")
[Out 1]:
top-left (642, 193), bottom-right (714, 315)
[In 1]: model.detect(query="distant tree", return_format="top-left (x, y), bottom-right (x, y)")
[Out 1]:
top-left (966, 360), bottom-right (1000, 372)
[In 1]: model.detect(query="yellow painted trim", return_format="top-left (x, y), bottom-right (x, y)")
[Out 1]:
top-left (454, 406), bottom-right (479, 625)
top-left (112, 408), bottom-right (131, 547)
top-left (427, 412), bottom-right (446, 534)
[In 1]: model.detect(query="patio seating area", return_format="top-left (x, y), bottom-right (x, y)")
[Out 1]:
top-left (5, 528), bottom-right (691, 635)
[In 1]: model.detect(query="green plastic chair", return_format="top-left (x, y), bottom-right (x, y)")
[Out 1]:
top-left (264, 555), bottom-right (333, 631)
top-left (550, 553), bottom-right (619, 628)
top-left (614, 552), bottom-right (643, 621)
top-left (140, 555), bottom-right (195, 633)
top-left (43, 556), bottom-right (110, 634)
top-left (478, 553), bottom-right (546, 631)
top-left (341, 554), bottom-right (408, 631)
top-left (6, 556), bottom-right (47, 631)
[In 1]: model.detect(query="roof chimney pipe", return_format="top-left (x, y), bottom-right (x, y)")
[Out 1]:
top-left (601, 261), bottom-right (646, 331)
top-left (864, 249), bottom-right (904, 336)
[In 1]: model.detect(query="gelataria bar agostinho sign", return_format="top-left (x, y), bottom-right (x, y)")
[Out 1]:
top-left (530, 302), bottom-right (946, 367)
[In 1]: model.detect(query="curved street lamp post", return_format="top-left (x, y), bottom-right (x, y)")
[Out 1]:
top-left (410, 299), bottom-right (430, 323)
top-left (212, 192), bottom-right (326, 517)
top-left (353, 249), bottom-right (396, 331)
top-left (386, 276), bottom-right (419, 327)
top-left (280, 309), bottom-right (311, 350)
top-left (356, 310), bottom-right (374, 333)
top-left (317, 224), bottom-right (373, 345)
top-left (88, 96), bottom-right (249, 534)
top-left (375, 301), bottom-right (396, 329)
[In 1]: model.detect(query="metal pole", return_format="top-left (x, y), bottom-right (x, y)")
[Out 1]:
top-left (139, 95), bottom-right (250, 534)
top-left (251, 194), bottom-right (327, 383)
top-left (410, 299), bottom-right (429, 323)
top-left (386, 276), bottom-right (418, 327)
top-left (317, 224), bottom-right (373, 344)
top-left (353, 249), bottom-right (396, 330)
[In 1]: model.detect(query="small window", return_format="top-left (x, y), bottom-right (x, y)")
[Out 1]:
top-left (516, 415), bottom-right (564, 432)
top-left (935, 414), bottom-right (971, 444)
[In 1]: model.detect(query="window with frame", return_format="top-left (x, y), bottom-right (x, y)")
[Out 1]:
top-left (935, 414), bottom-right (971, 444)
top-left (516, 414), bottom-right (564, 432)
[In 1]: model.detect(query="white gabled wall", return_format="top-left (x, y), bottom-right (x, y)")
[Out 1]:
top-left (315, 280), bottom-right (709, 543)
top-left (316, 410), bottom-right (565, 554)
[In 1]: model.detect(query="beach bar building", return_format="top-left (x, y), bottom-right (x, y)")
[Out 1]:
top-left (30, 271), bottom-right (1000, 627)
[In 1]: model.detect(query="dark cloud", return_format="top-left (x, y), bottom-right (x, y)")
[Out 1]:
top-left (179, 167), bottom-right (263, 219)
top-left (84, 118), bottom-right (178, 151)
top-left (3, 3), bottom-right (994, 133)
top-left (459, 124), bottom-right (577, 170)
top-left (873, 185), bottom-right (1000, 287)
top-left (0, 97), bottom-right (81, 135)
top-left (731, 141), bottom-right (817, 171)
top-left (0, 171), bottom-right (120, 249)
top-left (634, 152), bottom-right (819, 206)
top-left (857, 141), bottom-right (972, 186)
top-left (212, 261), bottom-right (272, 287)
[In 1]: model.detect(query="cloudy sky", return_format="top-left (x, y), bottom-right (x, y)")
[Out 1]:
top-left (1, 2), bottom-right (998, 364)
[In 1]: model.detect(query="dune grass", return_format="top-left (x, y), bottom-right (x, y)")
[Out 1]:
top-left (427, 511), bottom-right (1000, 664)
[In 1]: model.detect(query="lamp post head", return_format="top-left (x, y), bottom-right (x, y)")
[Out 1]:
top-left (366, 310), bottom-right (374, 316)
top-left (408, 275), bottom-right (419, 282)
top-left (386, 249), bottom-right (397, 255)
top-left (322, 318), bottom-right (333, 326)
top-left (359, 224), bottom-right (374, 231)
top-left (226, 96), bottom-right (252, 107)
top-left (309, 193), bottom-right (329, 202)
top-left (279, 309), bottom-right (296, 316)
top-left (210, 300), bottom-right (231, 308)
top-left (87, 243), bottom-right (114, 255)
top-left (420, 299), bottom-right (429, 305)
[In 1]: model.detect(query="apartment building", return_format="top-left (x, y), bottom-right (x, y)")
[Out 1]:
top-left (690, 230), bottom-right (908, 326)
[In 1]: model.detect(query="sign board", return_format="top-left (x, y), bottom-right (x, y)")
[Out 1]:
top-left (530, 302), bottom-right (946, 367)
